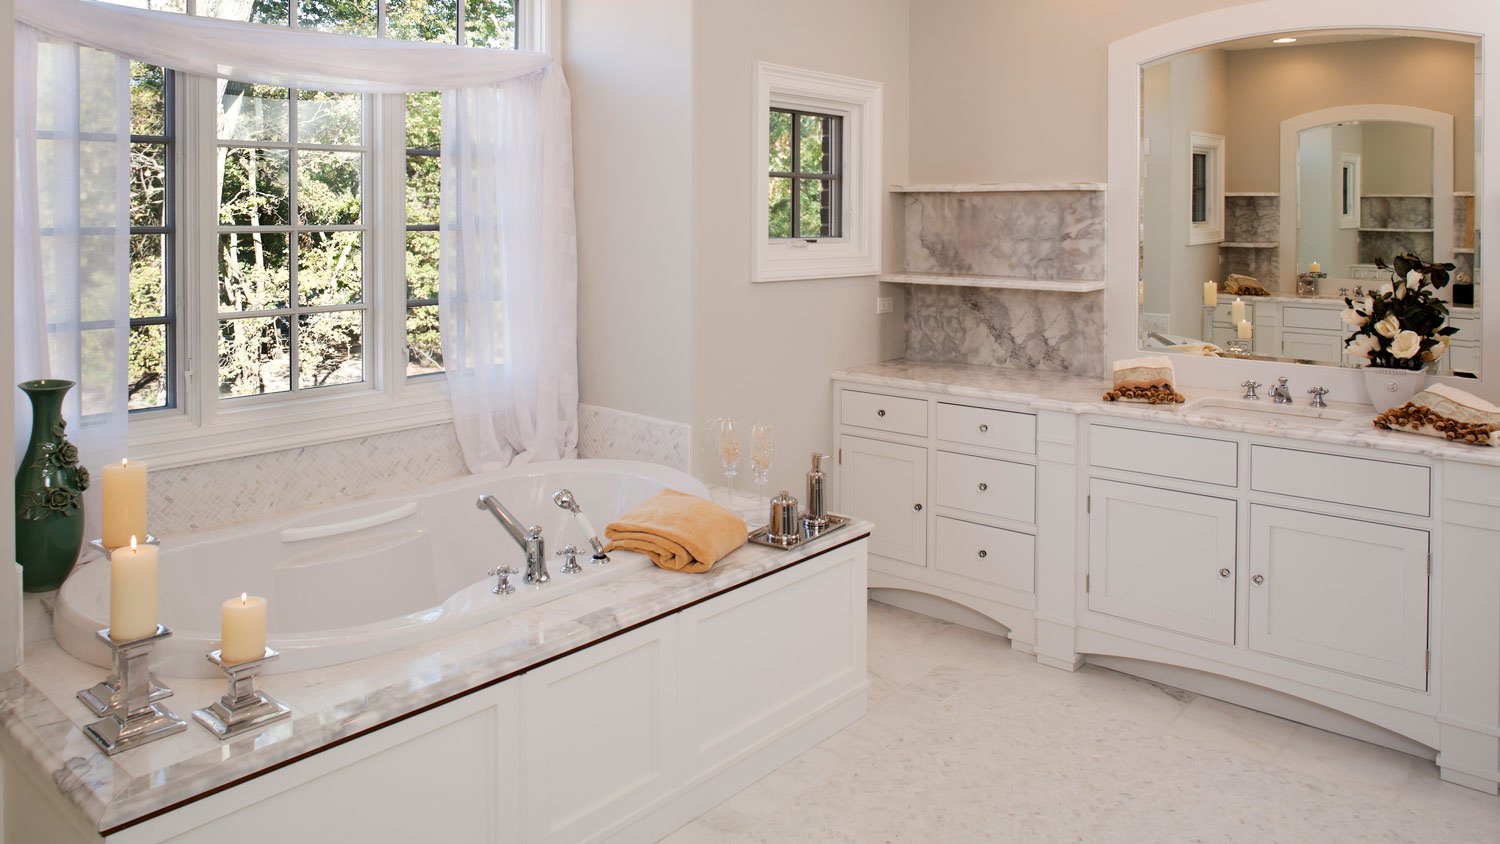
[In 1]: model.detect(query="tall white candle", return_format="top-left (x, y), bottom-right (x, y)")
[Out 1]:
top-left (1238, 319), bottom-right (1254, 340)
top-left (1203, 281), bottom-right (1218, 307)
top-left (109, 536), bottom-right (158, 641)
top-left (221, 593), bottom-right (268, 664)
top-left (102, 459), bottom-right (148, 548)
top-left (1231, 297), bottom-right (1246, 326)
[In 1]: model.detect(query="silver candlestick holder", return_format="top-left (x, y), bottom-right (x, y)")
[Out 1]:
top-left (1226, 338), bottom-right (1253, 355)
top-left (81, 626), bottom-right (187, 755)
top-left (192, 648), bottom-right (291, 740)
top-left (87, 534), bottom-right (159, 558)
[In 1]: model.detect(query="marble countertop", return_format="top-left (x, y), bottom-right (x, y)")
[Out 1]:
top-left (0, 521), bottom-right (871, 836)
top-left (833, 360), bottom-right (1500, 466)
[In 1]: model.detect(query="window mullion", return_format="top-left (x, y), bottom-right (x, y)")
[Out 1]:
top-left (185, 75), bottom-right (219, 427)
top-left (379, 92), bottom-right (408, 397)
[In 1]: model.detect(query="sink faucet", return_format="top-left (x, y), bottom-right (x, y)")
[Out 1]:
top-left (1268, 377), bottom-right (1293, 405)
top-left (476, 494), bottom-right (548, 585)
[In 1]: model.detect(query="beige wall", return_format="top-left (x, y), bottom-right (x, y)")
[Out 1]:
top-left (1225, 37), bottom-right (1474, 192)
top-left (691, 0), bottom-right (909, 492)
top-left (908, 0), bottom-right (1253, 183)
top-left (563, 0), bottom-right (696, 423)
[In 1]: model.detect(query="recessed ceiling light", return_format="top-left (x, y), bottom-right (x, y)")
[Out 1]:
top-left (1272, 37), bottom-right (1298, 44)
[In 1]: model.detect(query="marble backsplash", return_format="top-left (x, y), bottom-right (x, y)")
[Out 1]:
top-left (905, 285), bottom-right (1106, 377)
top-left (1225, 195), bottom-right (1279, 243)
top-left (1362, 196), bottom-right (1432, 230)
top-left (904, 191), bottom-right (1106, 280)
top-left (1358, 230), bottom-right (1433, 265)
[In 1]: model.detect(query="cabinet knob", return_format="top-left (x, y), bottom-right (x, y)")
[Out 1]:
top-left (913, 503), bottom-right (923, 512)
top-left (877, 409), bottom-right (886, 418)
top-left (977, 482), bottom-right (988, 492)
top-left (976, 549), bottom-right (988, 559)
top-left (1218, 568), bottom-right (1231, 579)
top-left (978, 423), bottom-right (989, 433)
top-left (1252, 573), bottom-right (1265, 585)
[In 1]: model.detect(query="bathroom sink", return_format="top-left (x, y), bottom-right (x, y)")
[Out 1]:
top-left (1183, 397), bottom-right (1359, 431)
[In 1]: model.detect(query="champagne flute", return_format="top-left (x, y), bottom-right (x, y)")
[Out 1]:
top-left (715, 418), bottom-right (742, 501)
top-left (751, 421), bottom-right (775, 504)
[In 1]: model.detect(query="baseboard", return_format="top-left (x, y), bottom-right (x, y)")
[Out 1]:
top-left (868, 588), bottom-right (1009, 637)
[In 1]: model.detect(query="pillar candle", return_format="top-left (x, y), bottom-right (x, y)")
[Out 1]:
top-left (102, 459), bottom-right (148, 548)
top-left (1238, 319), bottom-right (1254, 340)
top-left (221, 593), bottom-right (268, 664)
top-left (1203, 281), bottom-right (1218, 307)
top-left (109, 536), bottom-right (157, 641)
top-left (1309, 260), bottom-right (1322, 274)
top-left (1231, 297), bottom-right (1246, 326)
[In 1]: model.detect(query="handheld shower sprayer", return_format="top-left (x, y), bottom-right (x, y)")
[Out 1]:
top-left (552, 489), bottom-right (609, 563)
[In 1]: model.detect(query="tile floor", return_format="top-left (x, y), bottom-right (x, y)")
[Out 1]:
top-left (664, 601), bottom-right (1500, 843)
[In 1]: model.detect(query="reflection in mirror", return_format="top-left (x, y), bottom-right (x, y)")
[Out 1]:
top-left (1138, 32), bottom-right (1480, 376)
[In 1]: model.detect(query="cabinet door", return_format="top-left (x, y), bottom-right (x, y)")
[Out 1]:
top-left (1088, 479), bottom-right (1237, 643)
top-left (1281, 330), bottom-right (1343, 363)
top-left (838, 434), bottom-right (927, 566)
top-left (1248, 505), bottom-right (1429, 690)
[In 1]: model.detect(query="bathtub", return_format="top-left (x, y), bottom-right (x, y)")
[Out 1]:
top-left (55, 459), bottom-right (711, 678)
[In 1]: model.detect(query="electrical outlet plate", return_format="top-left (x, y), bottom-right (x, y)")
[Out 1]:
top-left (875, 296), bottom-right (893, 315)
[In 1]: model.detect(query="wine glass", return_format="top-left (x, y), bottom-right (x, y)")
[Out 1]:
top-left (750, 421), bottom-right (775, 503)
top-left (714, 418), bottom-right (742, 501)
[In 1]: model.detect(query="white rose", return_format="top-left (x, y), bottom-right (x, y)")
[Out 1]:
top-left (1346, 333), bottom-right (1380, 360)
top-left (1374, 314), bottom-right (1401, 338)
top-left (1362, 295), bottom-right (1375, 313)
top-left (1424, 335), bottom-right (1450, 362)
top-left (1406, 269), bottom-right (1423, 287)
top-left (1378, 282), bottom-right (1395, 298)
top-left (1390, 329), bottom-right (1422, 360)
top-left (1341, 307), bottom-right (1368, 329)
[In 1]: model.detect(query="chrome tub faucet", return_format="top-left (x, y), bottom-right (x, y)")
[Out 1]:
top-left (476, 494), bottom-right (549, 585)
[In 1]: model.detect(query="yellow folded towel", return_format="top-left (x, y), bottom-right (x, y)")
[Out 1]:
top-left (604, 489), bottom-right (748, 573)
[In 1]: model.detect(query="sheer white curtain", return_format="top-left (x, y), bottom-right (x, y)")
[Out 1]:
top-left (13, 24), bottom-right (132, 541)
top-left (15, 0), bottom-right (580, 474)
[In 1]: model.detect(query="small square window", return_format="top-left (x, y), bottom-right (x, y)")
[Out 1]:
top-left (1187, 131), bottom-right (1224, 245)
top-left (768, 108), bottom-right (842, 240)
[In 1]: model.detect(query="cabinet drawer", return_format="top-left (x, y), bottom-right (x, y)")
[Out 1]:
top-left (1445, 461), bottom-right (1500, 507)
top-left (1449, 314), bottom-right (1480, 339)
top-left (933, 517), bottom-right (1035, 593)
top-left (934, 451), bottom-right (1035, 523)
top-left (1250, 445), bottom-right (1430, 516)
top-left (935, 403), bottom-right (1035, 453)
top-left (1090, 425), bottom-right (1238, 487)
top-left (840, 390), bottom-right (928, 437)
top-left (1283, 305), bottom-right (1343, 331)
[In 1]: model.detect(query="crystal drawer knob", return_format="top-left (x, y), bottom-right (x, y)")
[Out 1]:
top-left (977, 482), bottom-right (988, 492)
top-left (978, 424), bottom-right (989, 433)
top-left (1252, 574), bottom-right (1265, 585)
top-left (976, 549), bottom-right (988, 559)
top-left (913, 503), bottom-right (923, 512)
top-left (1218, 568), bottom-right (1231, 579)
top-left (877, 409), bottom-right (887, 417)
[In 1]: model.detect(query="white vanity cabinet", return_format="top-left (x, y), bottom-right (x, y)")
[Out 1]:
top-left (833, 382), bottom-right (1042, 644)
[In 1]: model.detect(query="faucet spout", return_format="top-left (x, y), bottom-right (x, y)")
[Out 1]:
top-left (476, 494), bottom-right (548, 584)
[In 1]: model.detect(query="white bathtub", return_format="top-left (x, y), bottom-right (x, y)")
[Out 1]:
top-left (55, 459), bottom-right (711, 678)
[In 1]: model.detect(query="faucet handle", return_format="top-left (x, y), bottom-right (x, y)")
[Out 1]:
top-left (488, 565), bottom-right (518, 595)
top-left (555, 545), bottom-right (584, 575)
top-left (1241, 380), bottom-right (1261, 400)
top-left (1307, 386), bottom-right (1330, 408)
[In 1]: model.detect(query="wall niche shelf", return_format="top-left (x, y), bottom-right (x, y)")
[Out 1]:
top-left (1359, 227), bottom-right (1435, 233)
top-left (889, 182), bottom-right (1106, 193)
top-left (879, 272), bottom-right (1107, 293)
top-left (1220, 241), bottom-right (1278, 249)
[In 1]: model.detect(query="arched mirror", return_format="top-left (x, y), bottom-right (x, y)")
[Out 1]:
top-left (1108, 1), bottom-right (1500, 402)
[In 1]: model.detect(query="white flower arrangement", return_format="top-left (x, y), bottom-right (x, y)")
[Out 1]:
top-left (1342, 254), bottom-right (1458, 370)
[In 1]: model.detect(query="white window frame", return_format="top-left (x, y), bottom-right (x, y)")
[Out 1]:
top-left (752, 62), bottom-right (883, 283)
top-left (1187, 130), bottom-right (1225, 245)
top-left (127, 0), bottom-right (551, 469)
top-left (1338, 151), bottom-right (1363, 229)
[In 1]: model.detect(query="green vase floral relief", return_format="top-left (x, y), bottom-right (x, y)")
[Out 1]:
top-left (15, 380), bottom-right (88, 592)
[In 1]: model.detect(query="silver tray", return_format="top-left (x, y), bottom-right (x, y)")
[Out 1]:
top-left (747, 513), bottom-right (851, 550)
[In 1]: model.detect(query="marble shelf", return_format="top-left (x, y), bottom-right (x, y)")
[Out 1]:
top-left (889, 181), bottom-right (1106, 193)
top-left (1219, 241), bottom-right (1278, 248)
top-left (879, 272), bottom-right (1106, 293)
top-left (1359, 227), bottom-right (1435, 233)
top-left (1224, 191), bottom-right (1279, 197)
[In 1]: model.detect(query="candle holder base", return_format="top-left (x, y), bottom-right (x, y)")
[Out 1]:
top-left (1226, 338), bottom-right (1253, 355)
top-left (87, 535), bottom-right (159, 558)
top-left (193, 648), bottom-right (290, 740)
top-left (80, 626), bottom-right (186, 755)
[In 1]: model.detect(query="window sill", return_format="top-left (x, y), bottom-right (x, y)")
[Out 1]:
top-left (128, 380), bottom-right (453, 470)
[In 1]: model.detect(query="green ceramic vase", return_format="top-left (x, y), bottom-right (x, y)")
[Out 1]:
top-left (15, 380), bottom-right (88, 592)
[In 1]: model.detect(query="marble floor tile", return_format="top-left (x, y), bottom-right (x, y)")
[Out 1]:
top-left (662, 601), bottom-right (1500, 844)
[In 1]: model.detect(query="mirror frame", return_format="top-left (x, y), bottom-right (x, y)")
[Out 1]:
top-left (1278, 105), bottom-right (1453, 296)
top-left (1107, 0), bottom-right (1500, 403)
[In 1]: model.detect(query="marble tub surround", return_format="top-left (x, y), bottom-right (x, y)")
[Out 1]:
top-left (904, 286), bottom-right (1106, 378)
top-left (902, 190), bottom-right (1106, 281)
top-left (0, 523), bottom-right (871, 835)
top-left (1224, 194), bottom-right (1280, 244)
top-left (577, 403), bottom-right (693, 471)
top-left (834, 359), bottom-right (1500, 466)
top-left (1363, 195), bottom-right (1434, 230)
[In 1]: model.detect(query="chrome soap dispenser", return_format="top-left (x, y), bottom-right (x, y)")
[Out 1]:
top-left (804, 452), bottom-right (831, 530)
